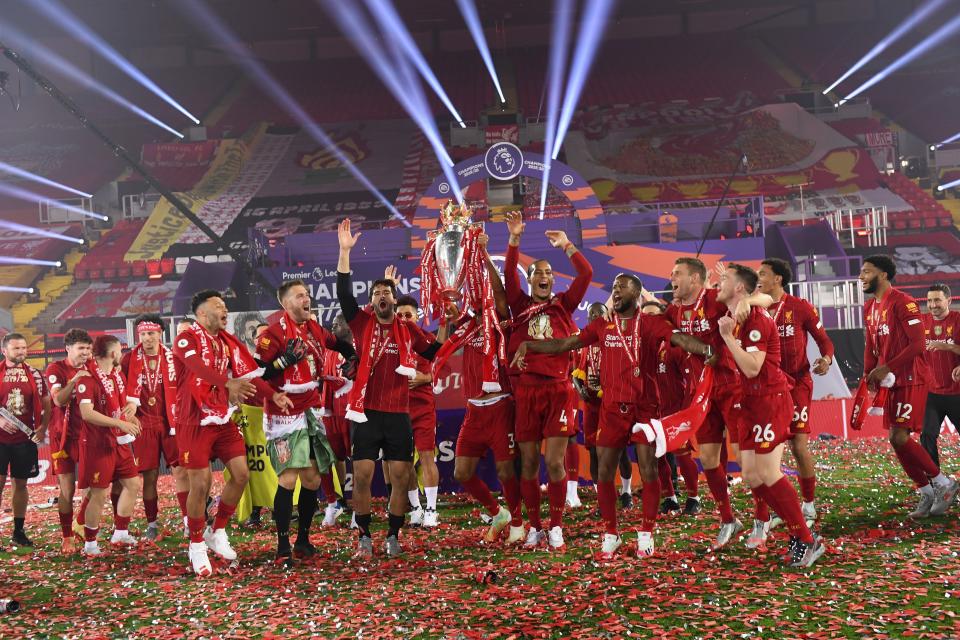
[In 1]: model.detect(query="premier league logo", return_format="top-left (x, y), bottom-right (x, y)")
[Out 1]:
top-left (484, 142), bottom-right (524, 181)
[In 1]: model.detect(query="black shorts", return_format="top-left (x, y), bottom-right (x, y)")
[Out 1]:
top-left (350, 410), bottom-right (414, 463)
top-left (0, 441), bottom-right (39, 480)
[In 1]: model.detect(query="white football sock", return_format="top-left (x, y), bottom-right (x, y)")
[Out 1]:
top-left (407, 489), bottom-right (422, 509)
top-left (620, 475), bottom-right (632, 495)
top-left (425, 486), bottom-right (438, 510)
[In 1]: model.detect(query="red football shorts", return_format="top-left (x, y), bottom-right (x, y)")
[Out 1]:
top-left (177, 420), bottom-right (246, 469)
top-left (789, 375), bottom-right (814, 437)
top-left (582, 401), bottom-right (600, 448)
top-left (697, 384), bottom-right (741, 445)
top-left (737, 391), bottom-right (792, 453)
top-left (78, 444), bottom-right (138, 489)
top-left (326, 414), bottom-right (351, 461)
top-left (133, 415), bottom-right (179, 472)
top-left (410, 402), bottom-right (437, 452)
top-left (456, 395), bottom-right (516, 462)
top-left (50, 435), bottom-right (80, 476)
top-left (596, 400), bottom-right (658, 450)
top-left (514, 378), bottom-right (577, 442)
top-left (885, 384), bottom-right (928, 433)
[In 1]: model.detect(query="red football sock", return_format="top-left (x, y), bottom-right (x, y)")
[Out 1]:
top-left (187, 516), bottom-right (206, 544)
top-left (754, 483), bottom-right (778, 520)
top-left (83, 526), bottom-right (99, 542)
top-left (676, 453), bottom-right (700, 498)
top-left (213, 500), bottom-right (237, 531)
top-left (640, 475), bottom-right (660, 532)
top-left (144, 498), bottom-right (159, 524)
top-left (501, 476), bottom-right (523, 527)
top-left (319, 472), bottom-right (338, 504)
top-left (658, 457), bottom-right (675, 498)
top-left (565, 444), bottom-right (580, 482)
top-left (110, 491), bottom-right (120, 516)
top-left (461, 474), bottom-right (499, 516)
top-left (597, 480), bottom-right (618, 535)
top-left (719, 445), bottom-right (729, 472)
top-left (894, 438), bottom-right (940, 487)
top-left (547, 480), bottom-right (566, 529)
top-left (114, 514), bottom-right (131, 531)
top-left (798, 476), bottom-right (816, 503)
top-left (519, 478), bottom-right (542, 530)
top-left (751, 485), bottom-right (770, 521)
top-left (59, 510), bottom-right (74, 538)
top-left (704, 467), bottom-right (735, 523)
top-left (76, 495), bottom-right (90, 528)
top-left (768, 477), bottom-right (813, 543)
top-left (176, 491), bottom-right (190, 517)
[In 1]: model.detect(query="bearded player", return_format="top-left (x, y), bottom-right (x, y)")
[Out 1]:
top-left (513, 274), bottom-right (712, 558)
top-left (716, 264), bottom-right (825, 566)
top-left (173, 290), bottom-right (293, 575)
top-left (503, 211), bottom-right (593, 550)
top-left (756, 259), bottom-right (833, 531)
top-left (121, 314), bottom-right (188, 540)
top-left (45, 328), bottom-right (93, 553)
top-left (859, 256), bottom-right (958, 518)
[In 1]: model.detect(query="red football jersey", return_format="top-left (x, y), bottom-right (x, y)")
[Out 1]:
top-left (461, 329), bottom-right (512, 399)
top-left (576, 342), bottom-right (602, 406)
top-left (75, 367), bottom-right (123, 454)
top-left (120, 351), bottom-right (166, 420)
top-left (504, 243), bottom-right (593, 380)
top-left (577, 313), bottom-right (676, 404)
top-left (409, 332), bottom-right (436, 414)
top-left (45, 359), bottom-right (85, 448)
top-left (321, 350), bottom-right (350, 418)
top-left (733, 307), bottom-right (789, 396)
top-left (922, 311), bottom-right (960, 395)
top-left (347, 309), bottom-right (436, 413)
top-left (0, 362), bottom-right (46, 445)
top-left (666, 287), bottom-right (739, 389)
top-left (655, 343), bottom-right (686, 415)
top-left (769, 293), bottom-right (835, 379)
top-left (864, 287), bottom-right (928, 388)
top-left (256, 320), bottom-right (338, 416)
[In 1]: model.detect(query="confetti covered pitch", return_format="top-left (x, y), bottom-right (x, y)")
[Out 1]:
top-left (2, 438), bottom-right (959, 639)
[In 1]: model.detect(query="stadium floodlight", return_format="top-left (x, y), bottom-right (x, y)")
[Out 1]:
top-left (937, 177), bottom-right (960, 191)
top-left (843, 12), bottom-right (960, 102)
top-left (0, 160), bottom-right (93, 198)
top-left (30, 0), bottom-right (200, 124)
top-left (320, 0), bottom-right (463, 202)
top-left (0, 286), bottom-right (35, 293)
top-left (454, 0), bottom-right (506, 103)
top-left (176, 0), bottom-right (409, 226)
top-left (0, 220), bottom-right (84, 244)
top-left (551, 0), bottom-right (616, 160)
top-left (0, 257), bottom-right (62, 267)
top-left (539, 0), bottom-right (575, 219)
top-left (0, 26), bottom-right (184, 138)
top-left (0, 182), bottom-right (109, 221)
top-left (364, 0), bottom-right (467, 127)
top-left (823, 0), bottom-right (949, 95)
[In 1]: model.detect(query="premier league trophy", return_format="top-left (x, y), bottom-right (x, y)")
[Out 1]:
top-left (420, 199), bottom-right (504, 393)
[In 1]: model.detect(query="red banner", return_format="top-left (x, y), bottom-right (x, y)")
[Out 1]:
top-left (141, 140), bottom-right (219, 167)
top-left (485, 125), bottom-right (519, 145)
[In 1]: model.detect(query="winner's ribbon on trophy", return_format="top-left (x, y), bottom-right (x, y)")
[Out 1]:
top-left (420, 200), bottom-right (505, 393)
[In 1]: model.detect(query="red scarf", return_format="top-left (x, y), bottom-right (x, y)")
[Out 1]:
top-left (86, 358), bottom-right (125, 439)
top-left (277, 312), bottom-right (325, 394)
top-left (186, 322), bottom-right (264, 426)
top-left (0, 360), bottom-right (42, 434)
top-left (633, 365), bottom-right (714, 457)
top-left (125, 343), bottom-right (177, 430)
top-left (850, 372), bottom-right (895, 430)
top-left (345, 313), bottom-right (415, 423)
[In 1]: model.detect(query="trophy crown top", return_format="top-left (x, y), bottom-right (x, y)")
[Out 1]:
top-left (440, 199), bottom-right (472, 226)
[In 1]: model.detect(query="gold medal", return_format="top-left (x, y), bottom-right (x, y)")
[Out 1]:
top-left (148, 359), bottom-right (158, 370)
top-left (148, 396), bottom-right (157, 407)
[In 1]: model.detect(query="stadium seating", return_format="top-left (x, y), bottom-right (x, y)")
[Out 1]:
top-left (883, 172), bottom-right (954, 233)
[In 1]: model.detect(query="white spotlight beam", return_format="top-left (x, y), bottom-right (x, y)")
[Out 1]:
top-left (843, 12), bottom-right (960, 102)
top-left (552, 0), bottom-right (617, 160)
top-left (937, 177), bottom-right (960, 191)
top-left (0, 256), bottom-right (62, 267)
top-left (454, 0), bottom-right (506, 103)
top-left (0, 26), bottom-right (184, 138)
top-left (0, 286), bottom-right (35, 293)
top-left (365, 0), bottom-right (467, 127)
top-left (0, 160), bottom-right (93, 198)
top-left (30, 0), bottom-right (200, 123)
top-left (539, 0), bottom-right (575, 219)
top-left (823, 0), bottom-right (949, 94)
top-left (0, 182), bottom-right (108, 221)
top-left (0, 220), bottom-right (84, 244)
top-left (174, 0), bottom-right (409, 226)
